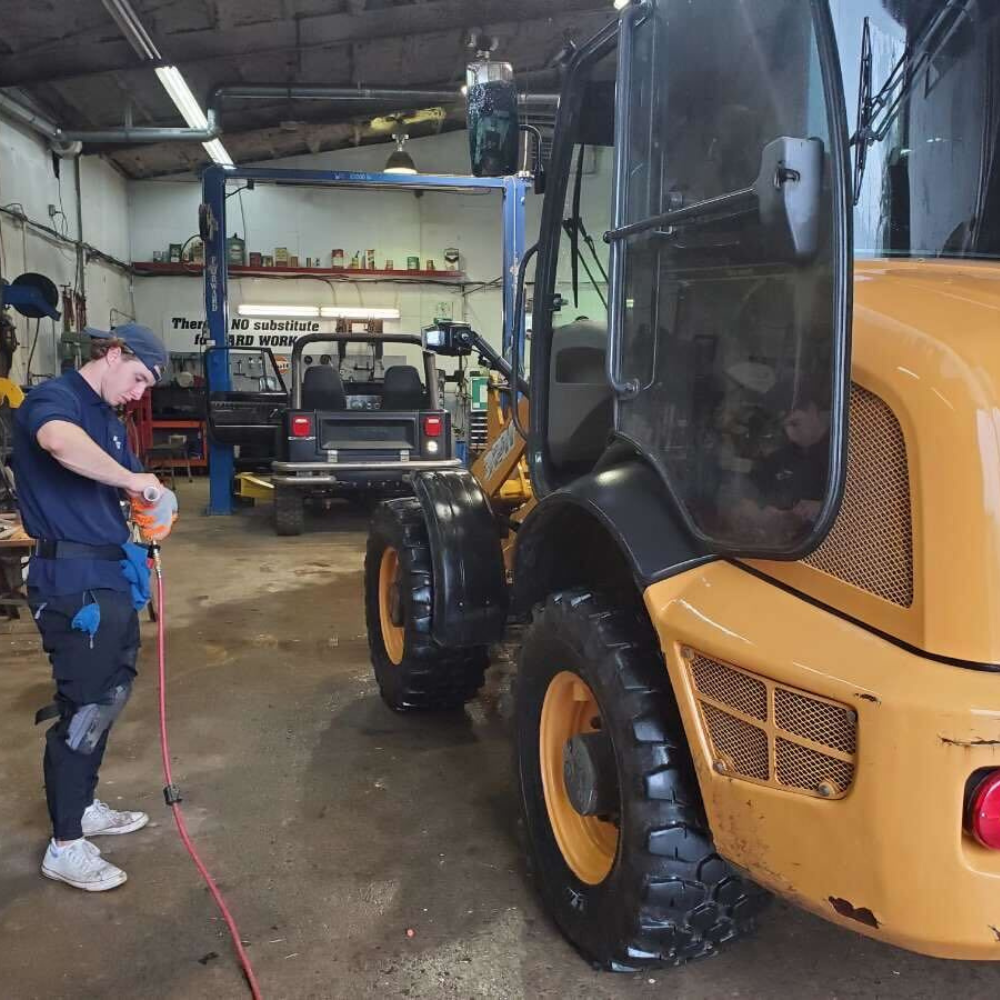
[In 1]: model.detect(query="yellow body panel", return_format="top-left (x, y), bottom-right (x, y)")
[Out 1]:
top-left (752, 259), bottom-right (1000, 663)
top-left (471, 386), bottom-right (531, 503)
top-left (644, 559), bottom-right (1000, 959)
top-left (469, 377), bottom-right (533, 570)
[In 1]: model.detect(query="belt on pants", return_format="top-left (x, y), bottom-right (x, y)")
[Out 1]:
top-left (34, 540), bottom-right (126, 560)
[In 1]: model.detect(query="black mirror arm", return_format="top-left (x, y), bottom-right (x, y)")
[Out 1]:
top-left (604, 184), bottom-right (756, 243)
top-left (604, 136), bottom-right (823, 263)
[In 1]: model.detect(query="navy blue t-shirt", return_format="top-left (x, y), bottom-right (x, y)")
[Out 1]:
top-left (12, 370), bottom-right (143, 598)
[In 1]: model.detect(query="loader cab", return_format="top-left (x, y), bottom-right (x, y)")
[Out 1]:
top-left (528, 0), bottom-right (853, 560)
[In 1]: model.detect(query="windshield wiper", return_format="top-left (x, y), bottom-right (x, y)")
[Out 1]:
top-left (852, 1), bottom-right (974, 204)
top-left (563, 145), bottom-right (610, 311)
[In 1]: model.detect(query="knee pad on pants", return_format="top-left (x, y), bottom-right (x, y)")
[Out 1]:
top-left (65, 682), bottom-right (132, 755)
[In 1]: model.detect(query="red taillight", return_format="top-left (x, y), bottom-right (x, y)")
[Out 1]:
top-left (291, 415), bottom-right (313, 438)
top-left (423, 414), bottom-right (443, 438)
top-left (968, 771), bottom-right (1000, 849)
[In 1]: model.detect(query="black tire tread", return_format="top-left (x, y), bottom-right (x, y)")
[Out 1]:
top-left (519, 588), bottom-right (768, 970)
top-left (274, 486), bottom-right (305, 536)
top-left (365, 498), bottom-right (489, 711)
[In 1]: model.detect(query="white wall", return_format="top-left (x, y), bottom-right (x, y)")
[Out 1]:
top-left (128, 130), bottom-right (532, 361)
top-left (0, 118), bottom-right (133, 380)
top-left (0, 119), bottom-right (612, 382)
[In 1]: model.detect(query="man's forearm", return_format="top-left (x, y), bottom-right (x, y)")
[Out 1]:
top-left (37, 421), bottom-right (135, 489)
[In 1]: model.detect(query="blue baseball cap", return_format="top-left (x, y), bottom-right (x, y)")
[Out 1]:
top-left (86, 322), bottom-right (169, 383)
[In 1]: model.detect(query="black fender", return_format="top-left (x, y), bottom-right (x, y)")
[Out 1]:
top-left (412, 469), bottom-right (509, 647)
top-left (512, 458), bottom-right (714, 614)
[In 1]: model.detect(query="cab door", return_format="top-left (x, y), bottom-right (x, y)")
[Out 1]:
top-left (531, 0), bottom-right (852, 560)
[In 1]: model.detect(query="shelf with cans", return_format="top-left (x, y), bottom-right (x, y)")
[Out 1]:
top-left (139, 238), bottom-right (466, 283)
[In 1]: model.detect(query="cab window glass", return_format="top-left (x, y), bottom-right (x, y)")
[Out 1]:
top-left (612, 0), bottom-right (848, 554)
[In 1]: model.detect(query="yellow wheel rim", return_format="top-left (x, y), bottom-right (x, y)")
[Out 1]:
top-left (539, 671), bottom-right (619, 885)
top-left (378, 546), bottom-right (405, 665)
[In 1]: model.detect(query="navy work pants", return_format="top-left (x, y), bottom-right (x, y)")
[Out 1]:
top-left (30, 589), bottom-right (140, 840)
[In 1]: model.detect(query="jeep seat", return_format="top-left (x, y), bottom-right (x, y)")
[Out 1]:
top-left (301, 365), bottom-right (347, 411)
top-left (381, 365), bottom-right (427, 410)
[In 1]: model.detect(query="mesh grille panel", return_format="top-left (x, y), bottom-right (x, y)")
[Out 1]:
top-left (774, 688), bottom-right (857, 753)
top-left (775, 738), bottom-right (855, 795)
top-left (686, 652), bottom-right (857, 799)
top-left (691, 654), bottom-right (767, 720)
top-left (701, 703), bottom-right (770, 780)
top-left (803, 384), bottom-right (913, 607)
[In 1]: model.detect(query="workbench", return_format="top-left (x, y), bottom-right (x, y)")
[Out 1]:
top-left (0, 516), bottom-right (33, 625)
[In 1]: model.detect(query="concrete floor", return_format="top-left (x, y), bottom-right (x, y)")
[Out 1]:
top-left (1, 481), bottom-right (999, 999)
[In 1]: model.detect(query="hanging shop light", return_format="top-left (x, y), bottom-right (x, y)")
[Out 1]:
top-left (384, 133), bottom-right (418, 174)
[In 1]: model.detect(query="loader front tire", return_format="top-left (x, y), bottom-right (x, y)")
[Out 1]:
top-left (515, 588), bottom-right (768, 970)
top-left (365, 498), bottom-right (489, 711)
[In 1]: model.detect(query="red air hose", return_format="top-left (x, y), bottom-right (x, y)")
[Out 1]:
top-left (153, 556), bottom-right (263, 999)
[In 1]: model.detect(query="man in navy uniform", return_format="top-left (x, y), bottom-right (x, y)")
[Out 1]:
top-left (13, 323), bottom-right (170, 891)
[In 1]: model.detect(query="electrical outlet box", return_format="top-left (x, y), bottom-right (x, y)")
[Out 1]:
top-left (47, 203), bottom-right (58, 218)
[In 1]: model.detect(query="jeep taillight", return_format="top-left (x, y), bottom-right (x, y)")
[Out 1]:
top-left (967, 771), bottom-right (1000, 849)
top-left (423, 415), bottom-right (443, 437)
top-left (291, 415), bottom-right (313, 438)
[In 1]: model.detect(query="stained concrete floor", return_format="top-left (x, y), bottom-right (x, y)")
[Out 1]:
top-left (1, 480), bottom-right (999, 999)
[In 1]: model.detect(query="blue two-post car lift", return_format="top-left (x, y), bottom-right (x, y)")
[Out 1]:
top-left (200, 164), bottom-right (531, 514)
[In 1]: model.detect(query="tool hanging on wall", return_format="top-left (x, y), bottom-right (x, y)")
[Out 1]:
top-left (0, 272), bottom-right (60, 378)
top-left (0, 314), bottom-right (17, 380)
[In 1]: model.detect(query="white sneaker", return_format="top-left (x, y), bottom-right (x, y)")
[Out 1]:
top-left (82, 798), bottom-right (149, 837)
top-left (41, 838), bottom-right (127, 892)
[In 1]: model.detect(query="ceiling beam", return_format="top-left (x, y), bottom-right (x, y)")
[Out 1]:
top-left (104, 113), bottom-right (469, 179)
top-left (0, 0), bottom-right (611, 87)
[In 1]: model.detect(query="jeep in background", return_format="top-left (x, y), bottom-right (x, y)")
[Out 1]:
top-left (206, 333), bottom-right (461, 534)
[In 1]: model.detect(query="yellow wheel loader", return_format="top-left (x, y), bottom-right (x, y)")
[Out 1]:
top-left (366, 0), bottom-right (1000, 972)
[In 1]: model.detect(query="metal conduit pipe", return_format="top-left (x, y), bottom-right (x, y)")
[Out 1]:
top-left (208, 83), bottom-right (560, 109)
top-left (0, 91), bottom-right (219, 146)
top-left (58, 115), bottom-right (220, 143)
top-left (211, 84), bottom-right (461, 105)
top-left (0, 92), bottom-right (61, 139)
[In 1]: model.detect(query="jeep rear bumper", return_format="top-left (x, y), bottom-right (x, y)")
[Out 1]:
top-left (271, 458), bottom-right (462, 487)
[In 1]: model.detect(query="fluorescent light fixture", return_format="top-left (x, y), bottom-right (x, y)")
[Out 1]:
top-left (320, 306), bottom-right (401, 320)
top-left (202, 138), bottom-right (233, 166)
top-left (238, 304), bottom-right (320, 318)
top-left (238, 305), bottom-right (401, 320)
top-left (155, 65), bottom-right (209, 129)
top-left (155, 64), bottom-right (235, 166)
top-left (613, 0), bottom-right (631, 7)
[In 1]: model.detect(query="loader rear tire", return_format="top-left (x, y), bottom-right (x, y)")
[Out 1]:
top-left (365, 498), bottom-right (489, 711)
top-left (515, 588), bottom-right (768, 971)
